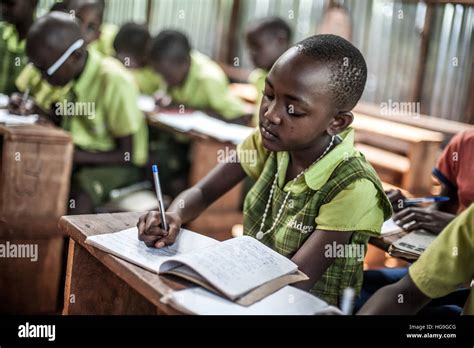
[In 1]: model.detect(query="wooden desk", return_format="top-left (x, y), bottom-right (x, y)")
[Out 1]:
top-left (352, 113), bottom-right (444, 195)
top-left (355, 101), bottom-right (474, 145)
top-left (59, 212), bottom-right (183, 315)
top-left (0, 123), bottom-right (73, 314)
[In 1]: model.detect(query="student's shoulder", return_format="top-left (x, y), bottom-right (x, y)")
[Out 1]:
top-left (191, 50), bottom-right (228, 83)
top-left (457, 130), bottom-right (474, 148)
top-left (96, 53), bottom-right (136, 87)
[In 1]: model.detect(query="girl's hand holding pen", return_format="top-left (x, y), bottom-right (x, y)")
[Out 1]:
top-left (137, 211), bottom-right (182, 248)
top-left (8, 92), bottom-right (37, 115)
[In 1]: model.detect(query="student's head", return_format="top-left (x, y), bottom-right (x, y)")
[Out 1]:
top-left (148, 30), bottom-right (191, 87)
top-left (259, 34), bottom-right (367, 152)
top-left (49, 1), bottom-right (69, 13)
top-left (68, 0), bottom-right (105, 45)
top-left (114, 22), bottom-right (151, 69)
top-left (26, 12), bottom-right (87, 86)
top-left (0, 0), bottom-right (38, 25)
top-left (245, 17), bottom-right (292, 71)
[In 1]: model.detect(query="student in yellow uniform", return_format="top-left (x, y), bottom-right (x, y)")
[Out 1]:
top-left (148, 30), bottom-right (248, 121)
top-left (19, 12), bottom-right (148, 214)
top-left (14, 0), bottom-right (117, 113)
top-left (0, 0), bottom-right (38, 95)
top-left (114, 22), bottom-right (189, 197)
top-left (245, 17), bottom-right (292, 126)
top-left (113, 22), bottom-right (165, 95)
top-left (137, 34), bottom-right (392, 306)
top-left (69, 0), bottom-right (118, 57)
top-left (358, 204), bottom-right (474, 315)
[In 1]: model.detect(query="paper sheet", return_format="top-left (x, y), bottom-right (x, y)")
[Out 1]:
top-left (0, 109), bottom-right (38, 125)
top-left (85, 227), bottom-right (218, 273)
top-left (150, 111), bottom-right (253, 144)
top-left (0, 94), bottom-right (9, 108)
top-left (166, 285), bottom-right (331, 315)
top-left (138, 95), bottom-right (156, 113)
top-left (159, 235), bottom-right (297, 299)
top-left (381, 218), bottom-right (404, 236)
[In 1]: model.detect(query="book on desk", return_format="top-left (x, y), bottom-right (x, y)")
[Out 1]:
top-left (380, 218), bottom-right (436, 260)
top-left (85, 227), bottom-right (337, 314)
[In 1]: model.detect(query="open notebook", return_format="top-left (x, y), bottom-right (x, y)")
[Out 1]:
top-left (85, 228), bottom-right (308, 306)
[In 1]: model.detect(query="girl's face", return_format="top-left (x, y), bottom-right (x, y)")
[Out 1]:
top-left (259, 47), bottom-right (339, 152)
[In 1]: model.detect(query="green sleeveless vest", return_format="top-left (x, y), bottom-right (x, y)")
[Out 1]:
top-left (243, 152), bottom-right (392, 306)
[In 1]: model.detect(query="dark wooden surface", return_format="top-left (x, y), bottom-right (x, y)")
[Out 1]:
top-left (59, 212), bottom-right (184, 315)
top-left (0, 123), bottom-right (73, 314)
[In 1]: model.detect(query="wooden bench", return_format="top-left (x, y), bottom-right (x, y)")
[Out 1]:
top-left (352, 113), bottom-right (444, 195)
top-left (356, 143), bottom-right (410, 185)
top-left (355, 101), bottom-right (474, 146)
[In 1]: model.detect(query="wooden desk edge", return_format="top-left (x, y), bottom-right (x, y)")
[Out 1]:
top-left (59, 215), bottom-right (181, 314)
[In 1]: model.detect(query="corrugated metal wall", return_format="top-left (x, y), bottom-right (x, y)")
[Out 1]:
top-left (34, 0), bottom-right (474, 123)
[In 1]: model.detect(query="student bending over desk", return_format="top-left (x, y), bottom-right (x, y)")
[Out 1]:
top-left (113, 22), bottom-right (165, 96)
top-left (9, 12), bottom-right (148, 214)
top-left (147, 30), bottom-right (249, 122)
top-left (137, 34), bottom-right (392, 307)
top-left (358, 204), bottom-right (474, 315)
top-left (13, 0), bottom-right (118, 115)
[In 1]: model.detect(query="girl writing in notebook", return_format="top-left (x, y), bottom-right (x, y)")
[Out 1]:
top-left (137, 34), bottom-right (392, 306)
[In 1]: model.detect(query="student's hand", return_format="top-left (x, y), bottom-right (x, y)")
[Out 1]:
top-left (8, 93), bottom-right (38, 115)
top-left (393, 206), bottom-right (455, 235)
top-left (153, 90), bottom-right (173, 108)
top-left (386, 189), bottom-right (411, 212)
top-left (137, 211), bottom-right (182, 248)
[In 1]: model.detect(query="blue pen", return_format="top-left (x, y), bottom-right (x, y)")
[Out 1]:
top-left (403, 196), bottom-right (450, 205)
top-left (152, 165), bottom-right (168, 231)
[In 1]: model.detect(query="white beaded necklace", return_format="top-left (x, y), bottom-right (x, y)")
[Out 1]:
top-left (256, 135), bottom-right (337, 240)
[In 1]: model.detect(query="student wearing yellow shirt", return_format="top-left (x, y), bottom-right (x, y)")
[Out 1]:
top-left (137, 35), bottom-right (392, 306)
top-left (148, 30), bottom-right (248, 121)
top-left (18, 12), bottom-right (148, 214)
top-left (14, 0), bottom-right (118, 113)
top-left (114, 22), bottom-right (189, 197)
top-left (113, 22), bottom-right (165, 95)
top-left (68, 0), bottom-right (118, 57)
top-left (245, 17), bottom-right (292, 126)
top-left (0, 0), bottom-right (37, 95)
top-left (358, 204), bottom-right (474, 315)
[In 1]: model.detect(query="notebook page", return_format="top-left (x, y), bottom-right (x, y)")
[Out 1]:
top-left (381, 218), bottom-right (404, 236)
top-left (166, 285), bottom-right (330, 315)
top-left (138, 95), bottom-right (156, 113)
top-left (160, 236), bottom-right (297, 299)
top-left (191, 114), bottom-right (253, 144)
top-left (85, 227), bottom-right (218, 273)
top-left (151, 113), bottom-right (197, 132)
top-left (0, 109), bottom-right (38, 125)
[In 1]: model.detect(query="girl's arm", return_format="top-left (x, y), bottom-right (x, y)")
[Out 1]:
top-left (137, 161), bottom-right (246, 248)
top-left (290, 229), bottom-right (353, 291)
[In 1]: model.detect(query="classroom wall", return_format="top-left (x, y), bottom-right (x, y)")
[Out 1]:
top-left (34, 0), bottom-right (474, 124)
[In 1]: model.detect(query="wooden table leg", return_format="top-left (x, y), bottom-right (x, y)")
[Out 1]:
top-left (63, 239), bottom-right (157, 315)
